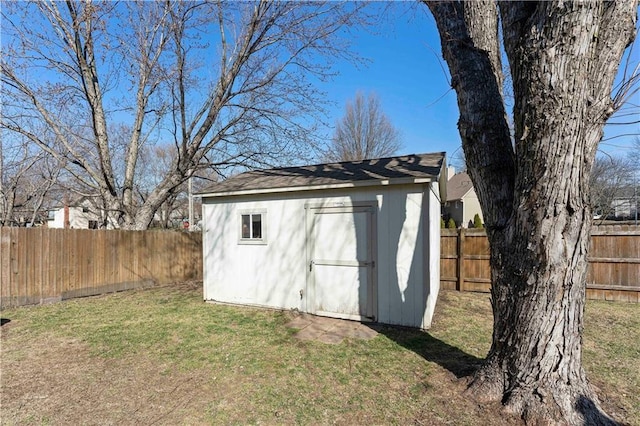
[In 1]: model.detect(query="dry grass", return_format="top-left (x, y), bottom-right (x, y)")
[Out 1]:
top-left (583, 298), bottom-right (640, 423)
top-left (1, 283), bottom-right (637, 425)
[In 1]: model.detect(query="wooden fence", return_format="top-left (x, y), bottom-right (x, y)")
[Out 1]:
top-left (0, 228), bottom-right (202, 309)
top-left (441, 226), bottom-right (640, 303)
top-left (3, 226), bottom-right (636, 309)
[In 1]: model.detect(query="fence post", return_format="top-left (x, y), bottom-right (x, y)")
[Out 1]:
top-left (457, 227), bottom-right (465, 292)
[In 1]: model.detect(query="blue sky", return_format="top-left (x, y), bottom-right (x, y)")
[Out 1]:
top-left (319, 4), bottom-right (639, 168)
top-left (2, 2), bottom-right (636, 172)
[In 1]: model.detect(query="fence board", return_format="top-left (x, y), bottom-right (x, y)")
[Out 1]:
top-left (0, 228), bottom-right (203, 309)
top-left (439, 230), bottom-right (458, 290)
top-left (441, 227), bottom-right (640, 302)
top-left (3, 226), bottom-right (635, 308)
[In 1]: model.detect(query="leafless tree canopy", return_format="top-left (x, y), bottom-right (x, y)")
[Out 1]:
top-left (632, 137), bottom-right (640, 164)
top-left (0, 135), bottom-right (62, 226)
top-left (1, 0), bottom-right (370, 229)
top-left (325, 91), bottom-right (402, 162)
top-left (590, 155), bottom-right (636, 221)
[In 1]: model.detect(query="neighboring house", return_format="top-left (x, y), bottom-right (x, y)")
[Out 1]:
top-left (47, 199), bottom-right (101, 229)
top-left (444, 169), bottom-right (483, 228)
top-left (4, 208), bottom-right (48, 227)
top-left (610, 188), bottom-right (638, 219)
top-left (197, 153), bottom-right (446, 329)
top-left (153, 204), bottom-right (202, 230)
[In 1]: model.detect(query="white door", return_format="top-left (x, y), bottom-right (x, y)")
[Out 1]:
top-left (307, 205), bottom-right (376, 321)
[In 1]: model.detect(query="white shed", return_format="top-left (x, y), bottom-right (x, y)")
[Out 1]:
top-left (197, 153), bottom-right (446, 329)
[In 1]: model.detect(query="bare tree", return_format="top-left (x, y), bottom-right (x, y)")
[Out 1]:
top-left (425, 1), bottom-right (636, 424)
top-left (325, 91), bottom-right (402, 162)
top-left (590, 155), bottom-right (635, 222)
top-left (449, 146), bottom-right (467, 172)
top-left (631, 136), bottom-right (640, 164)
top-left (628, 137), bottom-right (640, 223)
top-left (0, 134), bottom-right (62, 226)
top-left (1, 1), bottom-right (370, 229)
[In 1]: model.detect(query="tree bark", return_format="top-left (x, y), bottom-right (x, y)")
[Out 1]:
top-left (426, 1), bottom-right (637, 424)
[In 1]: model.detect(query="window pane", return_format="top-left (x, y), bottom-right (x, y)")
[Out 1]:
top-left (241, 215), bottom-right (250, 238)
top-left (252, 214), bottom-right (262, 239)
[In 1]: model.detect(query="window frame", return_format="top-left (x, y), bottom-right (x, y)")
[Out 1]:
top-left (238, 209), bottom-right (267, 245)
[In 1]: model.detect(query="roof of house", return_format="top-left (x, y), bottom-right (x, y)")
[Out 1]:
top-left (47, 195), bottom-right (97, 210)
top-left (611, 187), bottom-right (637, 199)
top-left (446, 172), bottom-right (474, 202)
top-left (197, 152), bottom-right (445, 197)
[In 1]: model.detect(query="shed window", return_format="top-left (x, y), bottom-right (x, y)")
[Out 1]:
top-left (239, 211), bottom-right (266, 244)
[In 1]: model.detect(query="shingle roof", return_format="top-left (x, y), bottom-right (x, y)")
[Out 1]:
top-left (446, 172), bottom-right (474, 201)
top-left (197, 152), bottom-right (445, 197)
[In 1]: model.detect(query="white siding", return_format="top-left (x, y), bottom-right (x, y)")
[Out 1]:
top-left (202, 183), bottom-right (441, 329)
top-left (50, 209), bottom-right (66, 228)
top-left (203, 192), bottom-right (308, 311)
top-left (49, 207), bottom-right (90, 229)
top-left (462, 192), bottom-right (483, 228)
top-left (375, 189), bottom-right (426, 327)
top-left (424, 186), bottom-right (441, 328)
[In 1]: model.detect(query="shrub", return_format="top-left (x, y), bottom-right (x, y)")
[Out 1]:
top-left (473, 214), bottom-right (483, 229)
top-left (447, 218), bottom-right (456, 229)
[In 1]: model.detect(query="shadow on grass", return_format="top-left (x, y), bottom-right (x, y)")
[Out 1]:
top-left (1, 318), bottom-right (10, 326)
top-left (371, 325), bottom-right (483, 379)
top-left (575, 395), bottom-right (620, 426)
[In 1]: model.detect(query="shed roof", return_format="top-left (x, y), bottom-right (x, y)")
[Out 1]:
top-left (446, 172), bottom-right (474, 202)
top-left (197, 152), bottom-right (445, 197)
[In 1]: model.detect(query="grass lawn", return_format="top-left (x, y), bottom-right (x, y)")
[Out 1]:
top-left (1, 282), bottom-right (638, 425)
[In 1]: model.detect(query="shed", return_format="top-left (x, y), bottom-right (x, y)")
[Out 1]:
top-left (197, 152), bottom-right (446, 329)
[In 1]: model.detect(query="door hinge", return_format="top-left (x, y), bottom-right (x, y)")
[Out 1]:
top-left (309, 260), bottom-right (314, 271)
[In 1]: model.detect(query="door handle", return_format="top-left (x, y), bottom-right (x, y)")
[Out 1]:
top-left (309, 260), bottom-right (314, 271)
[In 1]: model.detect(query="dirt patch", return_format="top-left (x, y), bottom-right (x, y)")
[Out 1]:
top-left (1, 329), bottom-right (214, 425)
top-left (286, 313), bottom-right (378, 344)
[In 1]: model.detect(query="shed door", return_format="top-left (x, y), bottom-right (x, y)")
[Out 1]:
top-left (307, 205), bottom-right (376, 321)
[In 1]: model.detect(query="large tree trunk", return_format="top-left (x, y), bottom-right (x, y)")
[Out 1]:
top-left (426, 1), bottom-right (637, 424)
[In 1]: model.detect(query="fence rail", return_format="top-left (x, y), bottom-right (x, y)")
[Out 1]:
top-left (1, 228), bottom-right (202, 309)
top-left (2, 226), bottom-right (636, 309)
top-left (441, 226), bottom-right (640, 303)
